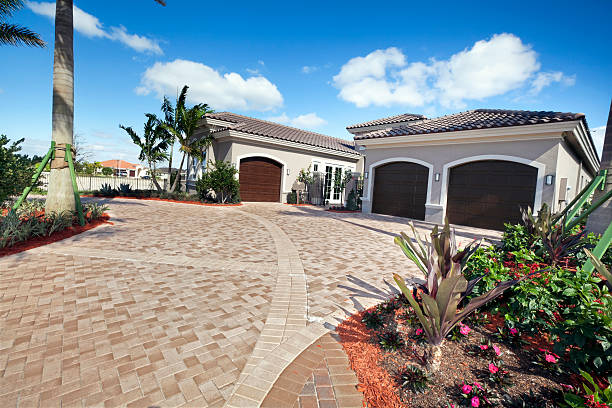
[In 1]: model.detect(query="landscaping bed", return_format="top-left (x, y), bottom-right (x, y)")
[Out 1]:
top-left (1, 199), bottom-right (110, 257)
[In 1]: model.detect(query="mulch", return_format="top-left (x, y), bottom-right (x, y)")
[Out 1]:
top-left (80, 196), bottom-right (242, 206)
top-left (0, 214), bottom-right (111, 258)
top-left (337, 303), bottom-right (568, 408)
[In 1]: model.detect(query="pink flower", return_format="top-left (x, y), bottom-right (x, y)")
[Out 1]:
top-left (462, 384), bottom-right (473, 394)
top-left (545, 353), bottom-right (558, 363)
top-left (509, 327), bottom-right (518, 335)
top-left (493, 345), bottom-right (501, 356)
top-left (488, 363), bottom-right (499, 374)
top-left (479, 345), bottom-right (488, 350)
top-left (459, 324), bottom-right (471, 335)
top-left (471, 396), bottom-right (480, 407)
top-left (474, 382), bottom-right (482, 390)
top-left (416, 328), bottom-right (423, 335)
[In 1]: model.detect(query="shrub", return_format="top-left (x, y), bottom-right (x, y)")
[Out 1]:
top-left (562, 371), bottom-right (611, 407)
top-left (99, 183), bottom-right (116, 196)
top-left (101, 167), bottom-right (113, 176)
top-left (395, 365), bottom-right (430, 394)
top-left (378, 329), bottom-right (403, 351)
top-left (196, 161), bottom-right (240, 203)
top-left (286, 191), bottom-right (297, 204)
top-left (501, 223), bottom-right (531, 253)
top-left (118, 183), bottom-right (133, 196)
top-left (0, 136), bottom-right (38, 205)
top-left (362, 310), bottom-right (384, 330)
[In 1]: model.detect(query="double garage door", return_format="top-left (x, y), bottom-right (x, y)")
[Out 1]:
top-left (372, 160), bottom-right (537, 230)
top-left (239, 157), bottom-right (282, 202)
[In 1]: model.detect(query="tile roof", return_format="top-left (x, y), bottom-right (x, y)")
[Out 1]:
top-left (354, 109), bottom-right (587, 140)
top-left (206, 112), bottom-right (359, 155)
top-left (346, 113), bottom-right (426, 129)
top-left (100, 160), bottom-right (138, 169)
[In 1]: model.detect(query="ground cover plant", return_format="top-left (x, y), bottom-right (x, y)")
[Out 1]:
top-left (338, 210), bottom-right (612, 407)
top-left (0, 199), bottom-right (109, 252)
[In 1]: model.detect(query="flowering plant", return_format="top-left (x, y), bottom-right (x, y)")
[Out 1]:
top-left (471, 339), bottom-right (503, 363)
top-left (486, 360), bottom-right (512, 389)
top-left (562, 370), bottom-right (611, 408)
top-left (532, 348), bottom-right (563, 374)
top-left (455, 381), bottom-right (493, 407)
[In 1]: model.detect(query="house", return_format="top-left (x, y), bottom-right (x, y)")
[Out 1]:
top-left (348, 109), bottom-right (600, 230)
top-left (187, 112), bottom-right (362, 203)
top-left (99, 160), bottom-right (147, 178)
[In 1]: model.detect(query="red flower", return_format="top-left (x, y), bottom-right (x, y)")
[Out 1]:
top-left (488, 363), bottom-right (499, 374)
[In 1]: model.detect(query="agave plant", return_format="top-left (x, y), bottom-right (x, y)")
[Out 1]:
top-left (118, 183), bottom-right (133, 195)
top-left (393, 220), bottom-right (532, 372)
top-left (99, 183), bottom-right (115, 196)
top-left (585, 249), bottom-right (612, 291)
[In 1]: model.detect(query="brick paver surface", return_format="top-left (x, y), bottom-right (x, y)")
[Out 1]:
top-left (0, 199), bottom-right (500, 407)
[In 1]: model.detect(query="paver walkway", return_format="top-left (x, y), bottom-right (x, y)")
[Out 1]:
top-left (0, 199), bottom-right (500, 407)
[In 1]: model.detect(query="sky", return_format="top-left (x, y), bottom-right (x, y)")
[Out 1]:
top-left (1, 0), bottom-right (611, 165)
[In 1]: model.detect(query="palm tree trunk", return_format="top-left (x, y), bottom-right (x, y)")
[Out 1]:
top-left (166, 140), bottom-right (174, 191)
top-left (46, 0), bottom-right (75, 214)
top-left (169, 152), bottom-right (185, 192)
top-left (587, 100), bottom-right (612, 235)
top-left (149, 160), bottom-right (162, 191)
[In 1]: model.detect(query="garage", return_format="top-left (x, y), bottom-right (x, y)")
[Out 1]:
top-left (239, 157), bottom-right (282, 202)
top-left (446, 160), bottom-right (538, 230)
top-left (372, 162), bottom-right (429, 220)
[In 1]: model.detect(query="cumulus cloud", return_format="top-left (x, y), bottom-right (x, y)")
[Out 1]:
top-left (302, 65), bottom-right (319, 74)
top-left (26, 1), bottom-right (162, 54)
top-left (267, 112), bottom-right (327, 129)
top-left (136, 59), bottom-right (283, 111)
top-left (333, 33), bottom-right (574, 108)
top-left (530, 71), bottom-right (576, 95)
top-left (591, 125), bottom-right (607, 158)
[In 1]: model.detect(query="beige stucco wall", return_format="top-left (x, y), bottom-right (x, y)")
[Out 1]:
top-left (554, 142), bottom-right (593, 213)
top-left (360, 137), bottom-right (565, 224)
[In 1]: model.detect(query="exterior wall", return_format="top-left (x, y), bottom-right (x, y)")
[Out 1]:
top-left (227, 139), bottom-right (359, 202)
top-left (361, 137), bottom-right (562, 224)
top-left (554, 141), bottom-right (593, 213)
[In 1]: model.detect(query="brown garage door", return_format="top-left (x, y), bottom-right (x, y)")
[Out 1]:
top-left (372, 162), bottom-right (429, 220)
top-left (446, 160), bottom-right (537, 230)
top-left (239, 157), bottom-right (282, 202)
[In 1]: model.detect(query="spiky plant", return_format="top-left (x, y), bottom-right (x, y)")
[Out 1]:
top-left (0, 0), bottom-right (45, 47)
top-left (362, 310), bottom-right (384, 330)
top-left (377, 329), bottom-right (403, 351)
top-left (393, 219), bottom-right (533, 372)
top-left (395, 365), bottom-right (430, 394)
top-left (585, 249), bottom-right (612, 291)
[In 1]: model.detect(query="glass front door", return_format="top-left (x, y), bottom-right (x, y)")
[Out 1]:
top-left (323, 164), bottom-right (344, 205)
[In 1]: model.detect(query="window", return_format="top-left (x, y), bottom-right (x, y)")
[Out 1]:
top-left (324, 166), bottom-right (333, 199)
top-left (333, 167), bottom-right (342, 200)
top-left (313, 162), bottom-right (319, 172)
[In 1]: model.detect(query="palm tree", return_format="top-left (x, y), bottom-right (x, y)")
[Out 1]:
top-left (587, 99), bottom-right (612, 235)
top-left (120, 114), bottom-right (170, 192)
top-left (162, 85), bottom-right (213, 192)
top-left (0, 0), bottom-right (45, 47)
top-left (45, 0), bottom-right (165, 214)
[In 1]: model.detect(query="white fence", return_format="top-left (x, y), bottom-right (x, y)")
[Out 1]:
top-left (38, 172), bottom-right (155, 191)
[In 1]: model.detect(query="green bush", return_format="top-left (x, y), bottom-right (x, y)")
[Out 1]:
top-left (501, 223), bottom-right (531, 253)
top-left (0, 136), bottom-right (38, 205)
top-left (101, 167), bottom-right (113, 176)
top-left (286, 191), bottom-right (297, 204)
top-left (195, 161), bottom-right (240, 203)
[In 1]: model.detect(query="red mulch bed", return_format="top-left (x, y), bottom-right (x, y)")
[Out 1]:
top-left (81, 196), bottom-right (242, 206)
top-left (284, 203), bottom-right (312, 206)
top-left (337, 301), bottom-right (567, 407)
top-left (0, 214), bottom-right (111, 257)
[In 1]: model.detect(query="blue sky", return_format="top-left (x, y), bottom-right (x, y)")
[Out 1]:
top-left (1, 0), bottom-right (611, 164)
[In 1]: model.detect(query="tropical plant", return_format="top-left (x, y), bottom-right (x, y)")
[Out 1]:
top-left (562, 371), bottom-right (611, 408)
top-left (501, 223), bottom-right (531, 253)
top-left (46, 0), bottom-right (165, 214)
top-left (84, 203), bottom-right (108, 221)
top-left (120, 114), bottom-right (169, 191)
top-left (195, 160), bottom-right (240, 203)
top-left (286, 191), bottom-right (297, 204)
top-left (361, 309), bottom-right (384, 330)
top-left (0, 135), bottom-right (38, 205)
top-left (118, 183), bottom-right (133, 195)
top-left (393, 220), bottom-right (530, 371)
top-left (297, 166), bottom-right (314, 185)
top-left (161, 85), bottom-right (213, 193)
top-left (585, 248), bottom-right (612, 291)
top-left (541, 224), bottom-right (586, 266)
top-left (46, 210), bottom-right (73, 236)
top-left (0, 0), bottom-right (45, 47)
top-left (99, 183), bottom-right (115, 196)
top-left (378, 329), bottom-right (403, 351)
top-left (395, 365), bottom-right (430, 394)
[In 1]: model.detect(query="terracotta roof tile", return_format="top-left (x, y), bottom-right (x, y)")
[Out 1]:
top-left (206, 112), bottom-right (359, 155)
top-left (346, 113), bottom-right (425, 129)
top-left (354, 109), bottom-right (586, 140)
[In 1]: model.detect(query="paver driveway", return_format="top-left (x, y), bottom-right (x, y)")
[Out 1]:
top-left (0, 199), bottom-right (500, 407)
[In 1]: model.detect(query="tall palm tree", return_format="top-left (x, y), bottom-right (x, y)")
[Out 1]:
top-left (160, 87), bottom-right (186, 190)
top-left (0, 0), bottom-right (45, 47)
top-left (120, 114), bottom-right (170, 192)
top-left (162, 85), bottom-right (213, 193)
top-left (45, 0), bottom-right (165, 214)
top-left (587, 99), bottom-right (612, 235)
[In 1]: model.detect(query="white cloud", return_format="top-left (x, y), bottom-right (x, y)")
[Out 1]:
top-left (591, 125), bottom-right (607, 158)
top-left (267, 112), bottom-right (327, 129)
top-left (333, 33), bottom-right (573, 108)
top-left (302, 65), bottom-right (319, 74)
top-left (26, 1), bottom-right (162, 54)
top-left (136, 59), bottom-right (283, 111)
top-left (530, 71), bottom-right (576, 95)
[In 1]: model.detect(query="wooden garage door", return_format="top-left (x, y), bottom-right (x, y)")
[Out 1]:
top-left (239, 157), bottom-right (282, 202)
top-left (446, 160), bottom-right (537, 230)
top-left (372, 162), bottom-right (429, 220)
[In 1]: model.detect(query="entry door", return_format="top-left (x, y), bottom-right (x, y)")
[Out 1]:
top-left (323, 165), bottom-right (344, 205)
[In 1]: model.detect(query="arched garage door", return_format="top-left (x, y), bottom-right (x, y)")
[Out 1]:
top-left (239, 157), bottom-right (282, 202)
top-left (372, 162), bottom-right (429, 220)
top-left (446, 160), bottom-right (537, 230)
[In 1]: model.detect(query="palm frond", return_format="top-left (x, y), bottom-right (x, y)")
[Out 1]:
top-left (0, 0), bottom-right (23, 18)
top-left (154, 0), bottom-right (166, 5)
top-left (0, 23), bottom-right (45, 47)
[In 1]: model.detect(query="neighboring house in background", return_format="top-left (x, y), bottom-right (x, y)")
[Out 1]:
top-left (349, 109), bottom-right (599, 230)
top-left (99, 160), bottom-right (147, 178)
top-left (187, 112), bottom-right (362, 203)
top-left (157, 167), bottom-right (186, 181)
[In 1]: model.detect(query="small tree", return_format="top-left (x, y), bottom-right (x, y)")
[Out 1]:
top-left (0, 135), bottom-right (37, 205)
top-left (196, 160), bottom-right (240, 203)
top-left (101, 167), bottom-right (113, 176)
